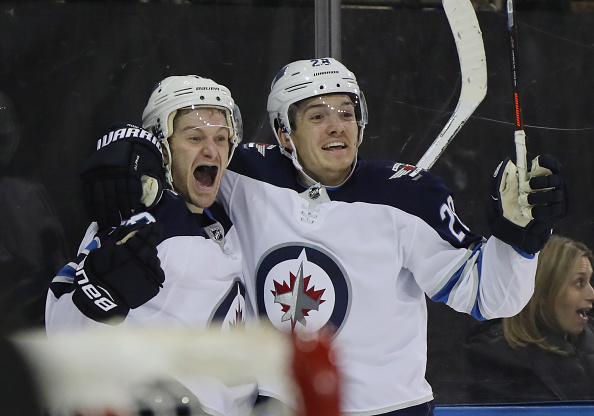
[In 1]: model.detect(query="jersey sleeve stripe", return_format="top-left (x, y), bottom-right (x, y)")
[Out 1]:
top-left (429, 243), bottom-right (484, 310)
top-left (49, 238), bottom-right (99, 298)
top-left (427, 243), bottom-right (479, 300)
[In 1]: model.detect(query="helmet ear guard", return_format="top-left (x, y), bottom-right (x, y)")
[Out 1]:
top-left (163, 110), bottom-right (178, 142)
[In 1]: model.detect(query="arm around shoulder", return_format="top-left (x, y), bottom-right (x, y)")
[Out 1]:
top-left (46, 219), bottom-right (165, 333)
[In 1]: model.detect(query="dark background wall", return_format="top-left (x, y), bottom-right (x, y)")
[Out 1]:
top-left (1, 1), bottom-right (593, 405)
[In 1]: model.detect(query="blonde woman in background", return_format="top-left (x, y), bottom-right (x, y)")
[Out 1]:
top-left (464, 235), bottom-right (594, 403)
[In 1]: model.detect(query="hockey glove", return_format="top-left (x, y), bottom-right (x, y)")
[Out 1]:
top-left (81, 122), bottom-right (165, 230)
top-left (72, 220), bottom-right (165, 324)
top-left (487, 154), bottom-right (567, 255)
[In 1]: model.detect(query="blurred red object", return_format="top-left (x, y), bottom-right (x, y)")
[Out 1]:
top-left (291, 329), bottom-right (341, 416)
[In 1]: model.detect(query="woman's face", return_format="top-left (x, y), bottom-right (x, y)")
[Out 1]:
top-left (554, 256), bottom-right (594, 336)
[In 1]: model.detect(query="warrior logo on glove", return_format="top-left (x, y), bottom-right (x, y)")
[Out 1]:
top-left (81, 122), bottom-right (166, 230)
top-left (95, 125), bottom-right (162, 152)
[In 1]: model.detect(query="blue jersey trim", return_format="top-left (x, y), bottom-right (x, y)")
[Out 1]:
top-left (431, 244), bottom-right (486, 321)
top-left (513, 245), bottom-right (536, 259)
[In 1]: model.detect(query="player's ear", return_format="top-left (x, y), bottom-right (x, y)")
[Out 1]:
top-left (279, 129), bottom-right (294, 151)
top-left (162, 143), bottom-right (170, 165)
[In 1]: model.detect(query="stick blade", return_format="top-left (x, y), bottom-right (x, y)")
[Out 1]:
top-left (416, 0), bottom-right (487, 170)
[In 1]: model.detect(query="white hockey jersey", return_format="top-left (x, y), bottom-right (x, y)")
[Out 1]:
top-left (45, 190), bottom-right (256, 416)
top-left (218, 144), bottom-right (537, 415)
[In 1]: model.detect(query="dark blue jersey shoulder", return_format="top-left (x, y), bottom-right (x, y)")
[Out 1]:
top-left (228, 146), bottom-right (481, 248)
top-left (332, 159), bottom-right (482, 247)
top-left (332, 159), bottom-right (447, 205)
top-left (151, 190), bottom-right (233, 242)
top-left (229, 144), bottom-right (302, 189)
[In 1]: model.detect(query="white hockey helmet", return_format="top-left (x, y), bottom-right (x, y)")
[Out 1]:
top-left (142, 75), bottom-right (243, 185)
top-left (267, 58), bottom-right (368, 156)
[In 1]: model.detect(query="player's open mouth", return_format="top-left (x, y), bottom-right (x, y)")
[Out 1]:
top-left (322, 142), bottom-right (346, 150)
top-left (194, 165), bottom-right (218, 187)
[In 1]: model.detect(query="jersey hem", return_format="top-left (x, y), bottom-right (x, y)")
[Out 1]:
top-left (341, 394), bottom-right (434, 416)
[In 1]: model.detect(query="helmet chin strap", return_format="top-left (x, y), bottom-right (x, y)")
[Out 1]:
top-left (283, 133), bottom-right (358, 189)
top-left (227, 138), bottom-right (239, 167)
top-left (161, 138), bottom-right (174, 188)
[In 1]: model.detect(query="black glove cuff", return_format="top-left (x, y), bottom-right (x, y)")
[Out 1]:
top-left (84, 221), bottom-right (164, 307)
top-left (487, 204), bottom-right (552, 255)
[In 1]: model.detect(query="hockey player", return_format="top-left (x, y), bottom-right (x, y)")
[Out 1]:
top-left (45, 77), bottom-right (257, 416)
top-left (217, 59), bottom-right (565, 415)
top-left (80, 59), bottom-right (567, 416)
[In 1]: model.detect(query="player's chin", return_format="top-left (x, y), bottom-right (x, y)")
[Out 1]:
top-left (191, 184), bottom-right (221, 210)
top-left (192, 192), bottom-right (217, 210)
top-left (323, 154), bottom-right (355, 172)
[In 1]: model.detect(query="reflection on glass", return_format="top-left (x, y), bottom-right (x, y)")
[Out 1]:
top-left (0, 90), bottom-right (68, 331)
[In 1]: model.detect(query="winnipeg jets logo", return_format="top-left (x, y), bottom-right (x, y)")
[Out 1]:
top-left (230, 305), bottom-right (244, 328)
top-left (256, 244), bottom-right (350, 335)
top-left (389, 163), bottom-right (423, 179)
top-left (212, 280), bottom-right (247, 331)
top-left (272, 260), bottom-right (326, 330)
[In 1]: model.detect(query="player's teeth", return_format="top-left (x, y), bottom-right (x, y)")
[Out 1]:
top-left (323, 142), bottom-right (344, 149)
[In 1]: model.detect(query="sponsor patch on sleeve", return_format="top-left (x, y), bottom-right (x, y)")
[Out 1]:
top-left (389, 163), bottom-right (423, 179)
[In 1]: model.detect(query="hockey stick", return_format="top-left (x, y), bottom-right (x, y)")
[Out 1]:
top-left (506, 0), bottom-right (529, 191)
top-left (416, 0), bottom-right (487, 170)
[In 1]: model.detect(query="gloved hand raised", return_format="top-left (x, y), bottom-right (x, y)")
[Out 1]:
top-left (81, 122), bottom-right (165, 230)
top-left (72, 216), bottom-right (165, 324)
top-left (487, 154), bottom-right (567, 255)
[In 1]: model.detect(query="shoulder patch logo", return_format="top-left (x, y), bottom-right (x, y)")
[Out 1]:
top-left (244, 142), bottom-right (277, 157)
top-left (389, 163), bottom-right (423, 179)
